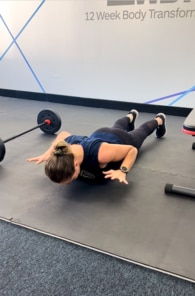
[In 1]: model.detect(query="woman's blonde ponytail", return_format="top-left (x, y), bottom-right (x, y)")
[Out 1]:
top-left (53, 141), bottom-right (70, 156)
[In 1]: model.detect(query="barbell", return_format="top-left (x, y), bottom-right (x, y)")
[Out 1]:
top-left (0, 109), bottom-right (61, 162)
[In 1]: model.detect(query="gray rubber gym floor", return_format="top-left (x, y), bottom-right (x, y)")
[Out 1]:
top-left (0, 97), bottom-right (195, 283)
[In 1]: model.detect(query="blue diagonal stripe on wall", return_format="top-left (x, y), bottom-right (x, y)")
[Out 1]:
top-left (144, 87), bottom-right (195, 105)
top-left (0, 0), bottom-right (45, 61)
top-left (0, 0), bottom-right (45, 92)
top-left (168, 85), bottom-right (195, 106)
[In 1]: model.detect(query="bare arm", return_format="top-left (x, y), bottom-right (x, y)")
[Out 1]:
top-left (27, 131), bottom-right (71, 164)
top-left (98, 143), bottom-right (138, 184)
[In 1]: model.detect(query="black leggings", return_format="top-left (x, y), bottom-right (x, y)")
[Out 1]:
top-left (95, 116), bottom-right (158, 150)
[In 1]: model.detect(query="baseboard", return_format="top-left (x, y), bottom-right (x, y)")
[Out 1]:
top-left (0, 88), bottom-right (192, 117)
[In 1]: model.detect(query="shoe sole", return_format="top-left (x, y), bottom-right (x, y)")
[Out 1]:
top-left (155, 113), bottom-right (166, 138)
top-left (130, 109), bottom-right (139, 122)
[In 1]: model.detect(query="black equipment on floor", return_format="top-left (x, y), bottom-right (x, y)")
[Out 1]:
top-left (165, 108), bottom-right (195, 198)
top-left (0, 109), bottom-right (61, 162)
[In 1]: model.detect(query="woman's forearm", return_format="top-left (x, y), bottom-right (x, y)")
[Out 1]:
top-left (120, 147), bottom-right (138, 172)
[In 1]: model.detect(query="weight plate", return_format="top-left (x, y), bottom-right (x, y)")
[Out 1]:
top-left (0, 137), bottom-right (6, 162)
top-left (37, 110), bottom-right (62, 134)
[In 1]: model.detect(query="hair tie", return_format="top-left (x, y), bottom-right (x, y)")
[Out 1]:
top-left (54, 148), bottom-right (63, 156)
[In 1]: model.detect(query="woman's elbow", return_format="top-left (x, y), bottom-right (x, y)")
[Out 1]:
top-left (132, 147), bottom-right (138, 157)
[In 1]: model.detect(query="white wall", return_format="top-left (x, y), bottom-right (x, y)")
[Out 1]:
top-left (0, 0), bottom-right (194, 107)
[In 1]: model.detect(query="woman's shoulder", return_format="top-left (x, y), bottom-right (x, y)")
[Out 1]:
top-left (65, 135), bottom-right (88, 144)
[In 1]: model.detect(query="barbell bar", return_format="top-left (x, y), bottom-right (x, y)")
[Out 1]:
top-left (0, 109), bottom-right (61, 162)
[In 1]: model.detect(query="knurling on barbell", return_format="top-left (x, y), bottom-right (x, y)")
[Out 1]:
top-left (0, 109), bottom-right (61, 163)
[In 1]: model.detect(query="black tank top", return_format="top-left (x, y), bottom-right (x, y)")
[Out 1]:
top-left (65, 132), bottom-right (122, 183)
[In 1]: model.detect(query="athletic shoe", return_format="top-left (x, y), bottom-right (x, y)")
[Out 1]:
top-left (127, 109), bottom-right (139, 130)
top-left (155, 113), bottom-right (166, 138)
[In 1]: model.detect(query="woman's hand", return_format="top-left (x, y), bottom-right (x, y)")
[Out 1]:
top-left (103, 169), bottom-right (128, 185)
top-left (26, 152), bottom-right (51, 165)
